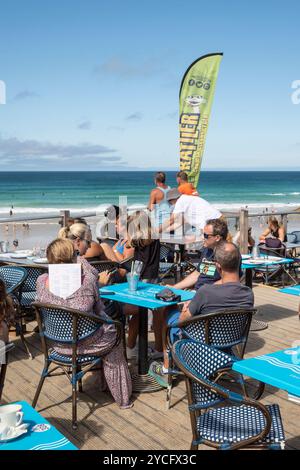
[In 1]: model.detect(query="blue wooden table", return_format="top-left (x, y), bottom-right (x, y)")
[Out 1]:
top-left (0, 401), bottom-right (77, 450)
top-left (100, 282), bottom-right (194, 377)
top-left (241, 255), bottom-right (294, 288)
top-left (232, 347), bottom-right (300, 398)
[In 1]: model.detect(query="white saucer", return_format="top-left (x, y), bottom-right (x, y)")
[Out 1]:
top-left (10, 254), bottom-right (28, 259)
top-left (0, 423), bottom-right (29, 441)
top-left (32, 258), bottom-right (48, 264)
top-left (246, 259), bottom-right (266, 265)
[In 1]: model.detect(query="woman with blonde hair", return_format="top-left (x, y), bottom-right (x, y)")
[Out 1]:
top-left (124, 211), bottom-right (161, 359)
top-left (35, 238), bottom-right (132, 409)
top-left (58, 222), bottom-right (104, 260)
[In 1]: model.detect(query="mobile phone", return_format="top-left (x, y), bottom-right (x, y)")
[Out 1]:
top-left (107, 267), bottom-right (118, 275)
top-left (100, 291), bottom-right (115, 295)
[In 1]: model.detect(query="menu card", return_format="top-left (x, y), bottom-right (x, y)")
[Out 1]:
top-left (48, 264), bottom-right (81, 299)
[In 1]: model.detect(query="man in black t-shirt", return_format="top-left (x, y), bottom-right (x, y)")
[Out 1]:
top-left (171, 218), bottom-right (228, 291)
top-left (149, 241), bottom-right (254, 386)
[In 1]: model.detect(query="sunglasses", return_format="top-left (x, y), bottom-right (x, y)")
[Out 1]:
top-left (82, 239), bottom-right (91, 247)
top-left (203, 233), bottom-right (215, 239)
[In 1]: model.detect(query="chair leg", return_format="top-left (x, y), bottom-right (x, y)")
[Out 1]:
top-left (190, 442), bottom-right (198, 450)
top-left (15, 318), bottom-right (33, 360)
top-left (166, 353), bottom-right (173, 410)
top-left (72, 381), bottom-right (78, 430)
top-left (0, 364), bottom-right (7, 402)
top-left (32, 375), bottom-right (46, 408)
top-left (78, 370), bottom-right (83, 393)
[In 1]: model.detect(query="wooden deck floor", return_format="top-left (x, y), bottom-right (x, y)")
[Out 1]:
top-left (2, 284), bottom-right (300, 450)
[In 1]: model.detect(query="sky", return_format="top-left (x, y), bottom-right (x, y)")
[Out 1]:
top-left (0, 0), bottom-right (300, 171)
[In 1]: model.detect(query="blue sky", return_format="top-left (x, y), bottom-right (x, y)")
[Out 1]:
top-left (0, 0), bottom-right (299, 170)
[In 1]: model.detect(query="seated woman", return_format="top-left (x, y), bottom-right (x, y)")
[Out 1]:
top-left (58, 222), bottom-right (105, 260)
top-left (233, 226), bottom-right (255, 253)
top-left (0, 279), bottom-right (15, 343)
top-left (259, 216), bottom-right (287, 244)
top-left (36, 238), bottom-right (132, 409)
top-left (100, 211), bottom-right (134, 263)
top-left (116, 211), bottom-right (161, 359)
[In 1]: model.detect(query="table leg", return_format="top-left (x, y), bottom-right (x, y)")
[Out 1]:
top-left (245, 268), bottom-right (253, 289)
top-left (130, 307), bottom-right (163, 393)
top-left (138, 307), bottom-right (148, 375)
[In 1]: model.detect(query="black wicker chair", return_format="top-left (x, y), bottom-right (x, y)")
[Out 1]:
top-left (0, 342), bottom-right (14, 401)
top-left (165, 308), bottom-right (263, 408)
top-left (19, 266), bottom-right (47, 312)
top-left (0, 266), bottom-right (33, 358)
top-left (172, 340), bottom-right (285, 450)
top-left (32, 302), bottom-right (122, 430)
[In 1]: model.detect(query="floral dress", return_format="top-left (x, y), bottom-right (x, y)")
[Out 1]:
top-left (36, 259), bottom-right (132, 408)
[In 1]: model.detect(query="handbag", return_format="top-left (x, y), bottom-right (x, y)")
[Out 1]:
top-left (265, 237), bottom-right (282, 248)
top-left (155, 288), bottom-right (181, 302)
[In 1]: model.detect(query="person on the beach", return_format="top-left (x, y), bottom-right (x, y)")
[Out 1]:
top-left (159, 188), bottom-right (221, 237)
top-left (0, 279), bottom-right (15, 343)
top-left (36, 238), bottom-right (133, 409)
top-left (148, 172), bottom-right (171, 227)
top-left (58, 222), bottom-right (105, 260)
top-left (259, 216), bottom-right (287, 243)
top-left (176, 170), bottom-right (198, 196)
top-left (149, 242), bottom-right (254, 384)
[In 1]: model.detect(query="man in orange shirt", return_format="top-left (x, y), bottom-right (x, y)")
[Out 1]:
top-left (176, 171), bottom-right (199, 195)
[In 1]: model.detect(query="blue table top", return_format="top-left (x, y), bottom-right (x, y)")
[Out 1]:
top-left (0, 401), bottom-right (77, 450)
top-left (278, 284), bottom-right (300, 296)
top-left (233, 347), bottom-right (300, 397)
top-left (100, 282), bottom-right (194, 309)
top-left (241, 255), bottom-right (294, 269)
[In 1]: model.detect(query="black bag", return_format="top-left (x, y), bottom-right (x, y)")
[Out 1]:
top-left (265, 237), bottom-right (282, 249)
top-left (155, 288), bottom-right (181, 302)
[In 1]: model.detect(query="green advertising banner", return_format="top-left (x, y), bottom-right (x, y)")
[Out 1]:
top-left (179, 53), bottom-right (223, 187)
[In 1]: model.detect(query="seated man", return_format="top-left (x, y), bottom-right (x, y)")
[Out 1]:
top-left (149, 241), bottom-right (254, 385)
top-left (172, 218), bottom-right (229, 291)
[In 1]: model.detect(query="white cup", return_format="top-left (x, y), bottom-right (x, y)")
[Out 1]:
top-left (0, 404), bottom-right (23, 429)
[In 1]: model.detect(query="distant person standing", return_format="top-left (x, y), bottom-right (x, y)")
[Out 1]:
top-left (148, 172), bottom-right (171, 227)
top-left (176, 171), bottom-right (198, 196)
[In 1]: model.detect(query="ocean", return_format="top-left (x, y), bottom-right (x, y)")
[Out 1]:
top-left (0, 171), bottom-right (299, 216)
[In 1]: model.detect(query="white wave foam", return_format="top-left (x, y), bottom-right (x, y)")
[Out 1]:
top-left (0, 200), bottom-right (299, 217)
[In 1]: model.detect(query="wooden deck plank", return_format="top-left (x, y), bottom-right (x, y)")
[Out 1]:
top-left (1, 283), bottom-right (300, 450)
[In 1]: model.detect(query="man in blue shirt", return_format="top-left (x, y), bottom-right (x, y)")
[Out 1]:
top-left (149, 240), bottom-right (252, 387)
top-left (172, 218), bottom-right (229, 290)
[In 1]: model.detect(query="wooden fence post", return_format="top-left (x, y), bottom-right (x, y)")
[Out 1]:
top-left (281, 214), bottom-right (288, 234)
top-left (60, 210), bottom-right (70, 228)
top-left (239, 209), bottom-right (249, 254)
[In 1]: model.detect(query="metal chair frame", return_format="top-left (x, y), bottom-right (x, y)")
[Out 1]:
top-left (0, 342), bottom-right (14, 401)
top-left (0, 266), bottom-right (33, 358)
top-left (32, 302), bottom-right (122, 430)
top-left (172, 340), bottom-right (285, 450)
top-left (165, 307), bottom-right (264, 408)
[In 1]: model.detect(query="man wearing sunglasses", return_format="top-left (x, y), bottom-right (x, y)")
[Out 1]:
top-left (172, 218), bottom-right (228, 291)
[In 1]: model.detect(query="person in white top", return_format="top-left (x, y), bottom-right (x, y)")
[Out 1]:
top-left (159, 188), bottom-right (221, 236)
